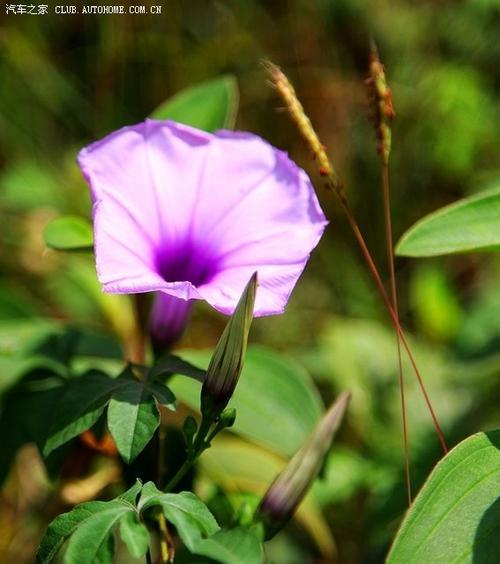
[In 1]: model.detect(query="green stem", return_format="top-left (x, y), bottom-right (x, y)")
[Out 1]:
top-left (164, 415), bottom-right (212, 492)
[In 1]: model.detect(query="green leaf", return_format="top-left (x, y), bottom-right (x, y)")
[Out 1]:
top-left (43, 215), bottom-right (93, 252)
top-left (43, 371), bottom-right (119, 457)
top-left (117, 479), bottom-right (143, 506)
top-left (107, 387), bottom-right (158, 464)
top-left (396, 187), bottom-right (500, 257)
top-left (139, 484), bottom-right (219, 551)
top-left (119, 512), bottom-right (150, 559)
top-left (149, 354), bottom-right (206, 382)
top-left (37, 482), bottom-right (142, 563)
top-left (170, 346), bottom-right (324, 456)
top-left (107, 368), bottom-right (176, 463)
top-left (194, 527), bottom-right (263, 564)
top-left (64, 502), bottom-right (129, 564)
top-left (387, 430), bottom-right (500, 563)
top-left (150, 75), bottom-right (239, 132)
top-left (36, 502), bottom-right (107, 564)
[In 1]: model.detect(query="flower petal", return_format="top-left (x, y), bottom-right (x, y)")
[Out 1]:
top-left (78, 120), bottom-right (212, 296)
top-left (191, 133), bottom-right (327, 315)
top-left (78, 120), bottom-right (327, 316)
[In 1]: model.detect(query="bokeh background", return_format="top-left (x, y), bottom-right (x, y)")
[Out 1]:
top-left (1, 1), bottom-right (500, 562)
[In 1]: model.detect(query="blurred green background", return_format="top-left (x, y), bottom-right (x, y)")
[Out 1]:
top-left (1, 1), bottom-right (500, 562)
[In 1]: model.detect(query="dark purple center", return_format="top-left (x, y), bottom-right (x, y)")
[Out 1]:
top-left (154, 240), bottom-right (220, 286)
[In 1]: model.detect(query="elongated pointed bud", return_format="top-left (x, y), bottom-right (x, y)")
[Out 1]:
top-left (200, 273), bottom-right (257, 419)
top-left (255, 392), bottom-right (351, 539)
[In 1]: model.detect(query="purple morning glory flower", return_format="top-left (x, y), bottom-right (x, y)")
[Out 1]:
top-left (78, 119), bottom-right (327, 348)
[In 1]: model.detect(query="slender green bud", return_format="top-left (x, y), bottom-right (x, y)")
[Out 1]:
top-left (182, 416), bottom-right (198, 450)
top-left (255, 392), bottom-right (351, 539)
top-left (200, 273), bottom-right (257, 419)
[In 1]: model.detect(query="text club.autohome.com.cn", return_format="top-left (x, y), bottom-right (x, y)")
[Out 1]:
top-left (5, 3), bottom-right (164, 15)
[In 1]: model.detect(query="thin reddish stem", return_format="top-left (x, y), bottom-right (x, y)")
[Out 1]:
top-left (381, 163), bottom-right (412, 505)
top-left (336, 190), bottom-right (448, 455)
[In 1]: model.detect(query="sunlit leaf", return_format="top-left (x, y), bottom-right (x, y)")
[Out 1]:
top-left (37, 483), bottom-right (142, 564)
top-left (387, 430), bottom-right (500, 563)
top-left (150, 75), bottom-right (239, 132)
top-left (36, 502), bottom-right (108, 564)
top-left (64, 503), bottom-right (128, 564)
top-left (119, 512), bottom-right (150, 559)
top-left (139, 484), bottom-right (219, 550)
top-left (194, 527), bottom-right (263, 564)
top-left (396, 187), bottom-right (500, 257)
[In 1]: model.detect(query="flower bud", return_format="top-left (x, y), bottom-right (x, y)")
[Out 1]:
top-left (217, 407), bottom-right (236, 429)
top-left (200, 273), bottom-right (257, 419)
top-left (255, 392), bottom-right (351, 539)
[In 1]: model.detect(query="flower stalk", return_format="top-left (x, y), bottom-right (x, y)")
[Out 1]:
top-left (366, 41), bottom-right (412, 504)
top-left (264, 60), bottom-right (448, 455)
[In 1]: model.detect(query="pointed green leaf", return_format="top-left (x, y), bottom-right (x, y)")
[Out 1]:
top-left (139, 484), bottom-right (219, 551)
top-left (107, 385), bottom-right (159, 464)
top-left (194, 527), bottom-right (264, 564)
top-left (36, 501), bottom-right (108, 564)
top-left (43, 215), bottom-right (93, 252)
top-left (396, 187), bottom-right (500, 257)
top-left (37, 485), bottom-right (142, 564)
top-left (119, 512), bottom-right (150, 559)
top-left (150, 75), bottom-right (239, 132)
top-left (387, 430), bottom-right (500, 563)
top-left (107, 369), bottom-right (175, 463)
top-left (64, 503), bottom-right (129, 564)
top-left (117, 479), bottom-right (143, 506)
top-left (43, 371), bottom-right (119, 457)
top-left (147, 380), bottom-right (177, 408)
